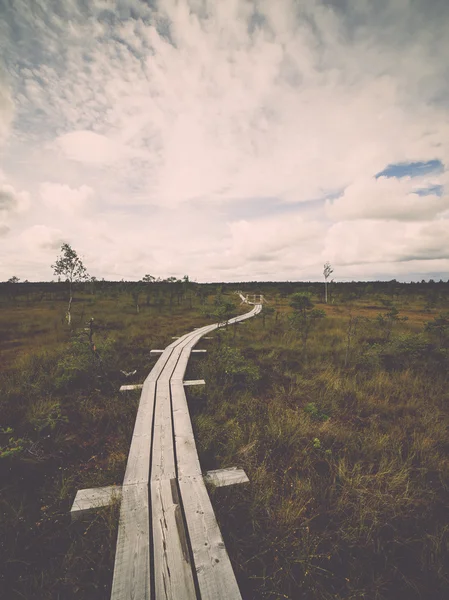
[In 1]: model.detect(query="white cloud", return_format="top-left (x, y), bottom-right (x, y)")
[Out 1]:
top-left (54, 131), bottom-right (129, 166)
top-left (40, 182), bottom-right (94, 216)
top-left (19, 224), bottom-right (65, 252)
top-left (1, 0), bottom-right (449, 280)
top-left (325, 219), bottom-right (449, 267)
top-left (228, 213), bottom-right (324, 261)
top-left (326, 175), bottom-right (449, 221)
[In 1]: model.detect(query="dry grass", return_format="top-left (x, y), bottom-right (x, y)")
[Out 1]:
top-left (188, 287), bottom-right (449, 599)
top-left (1, 281), bottom-right (448, 598)
top-left (0, 282), bottom-right (237, 599)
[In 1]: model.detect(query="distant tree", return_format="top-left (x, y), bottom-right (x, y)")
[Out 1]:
top-left (89, 276), bottom-right (97, 295)
top-left (323, 262), bottom-right (333, 304)
top-left (7, 276), bottom-right (20, 283)
top-left (290, 292), bottom-right (314, 316)
top-left (213, 295), bottom-right (236, 329)
top-left (141, 274), bottom-right (155, 305)
top-left (142, 274), bottom-right (155, 283)
top-left (52, 243), bottom-right (89, 326)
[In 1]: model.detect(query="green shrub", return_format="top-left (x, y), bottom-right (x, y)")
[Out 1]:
top-left (202, 344), bottom-right (260, 392)
top-left (380, 333), bottom-right (437, 370)
top-left (54, 334), bottom-right (116, 391)
top-left (0, 427), bottom-right (27, 459)
top-left (304, 402), bottom-right (330, 422)
top-left (27, 398), bottom-right (68, 432)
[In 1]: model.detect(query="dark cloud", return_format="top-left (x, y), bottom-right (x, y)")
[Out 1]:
top-left (0, 186), bottom-right (17, 211)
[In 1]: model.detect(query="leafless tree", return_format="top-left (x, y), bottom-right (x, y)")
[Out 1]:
top-left (323, 262), bottom-right (334, 304)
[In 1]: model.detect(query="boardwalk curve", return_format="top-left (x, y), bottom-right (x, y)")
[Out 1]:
top-left (111, 304), bottom-right (262, 600)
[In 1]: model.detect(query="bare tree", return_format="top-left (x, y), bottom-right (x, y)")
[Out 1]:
top-left (52, 243), bottom-right (89, 326)
top-left (323, 262), bottom-right (334, 304)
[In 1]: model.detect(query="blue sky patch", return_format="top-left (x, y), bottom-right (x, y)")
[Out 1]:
top-left (376, 160), bottom-right (444, 179)
top-left (413, 185), bottom-right (444, 197)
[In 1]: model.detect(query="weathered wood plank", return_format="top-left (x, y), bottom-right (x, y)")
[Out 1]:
top-left (183, 379), bottom-right (206, 386)
top-left (204, 467), bottom-right (249, 487)
top-left (110, 483), bottom-right (150, 600)
top-left (170, 383), bottom-right (202, 479)
top-left (151, 478), bottom-right (197, 600)
top-left (123, 380), bottom-right (156, 485)
top-left (151, 380), bottom-right (176, 481)
top-left (120, 384), bottom-right (143, 391)
top-left (71, 485), bottom-right (122, 520)
top-left (178, 476), bottom-right (243, 600)
top-left (169, 332), bottom-right (244, 599)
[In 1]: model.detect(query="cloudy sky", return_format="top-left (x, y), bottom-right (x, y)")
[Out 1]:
top-left (1, 0), bottom-right (449, 282)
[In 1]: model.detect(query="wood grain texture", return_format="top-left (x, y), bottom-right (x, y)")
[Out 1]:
top-left (171, 383), bottom-right (202, 479)
top-left (204, 467), bottom-right (249, 487)
top-left (179, 476), bottom-right (243, 600)
top-left (151, 380), bottom-right (176, 481)
top-left (110, 483), bottom-right (151, 600)
top-left (71, 485), bottom-right (122, 520)
top-left (151, 478), bottom-right (197, 600)
top-left (123, 380), bottom-right (156, 485)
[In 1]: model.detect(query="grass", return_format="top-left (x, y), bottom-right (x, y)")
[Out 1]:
top-left (1, 280), bottom-right (449, 598)
top-left (186, 287), bottom-right (449, 599)
top-left (0, 282), bottom-right (240, 599)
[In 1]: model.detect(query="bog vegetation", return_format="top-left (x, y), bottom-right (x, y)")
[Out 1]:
top-left (1, 277), bottom-right (448, 599)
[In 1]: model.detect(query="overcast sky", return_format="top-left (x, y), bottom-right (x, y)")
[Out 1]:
top-left (1, 0), bottom-right (449, 282)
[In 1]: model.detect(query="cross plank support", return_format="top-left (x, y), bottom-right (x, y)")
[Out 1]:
top-left (204, 467), bottom-right (249, 488)
top-left (70, 485), bottom-right (122, 521)
top-left (183, 379), bottom-right (206, 386)
top-left (70, 465), bottom-right (249, 522)
top-left (120, 384), bottom-right (144, 392)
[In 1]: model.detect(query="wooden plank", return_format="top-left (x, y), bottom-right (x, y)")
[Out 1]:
top-left (151, 346), bottom-right (198, 599)
top-left (170, 383), bottom-right (202, 479)
top-left (123, 380), bottom-right (156, 485)
top-left (170, 341), bottom-right (243, 599)
top-left (147, 348), bottom-right (174, 383)
top-left (183, 379), bottom-right (205, 386)
top-left (151, 478), bottom-right (197, 600)
top-left (204, 467), bottom-right (249, 487)
top-left (150, 349), bottom-right (164, 355)
top-left (120, 384), bottom-right (143, 391)
top-left (110, 483), bottom-right (150, 600)
top-left (178, 476), bottom-right (243, 600)
top-left (151, 380), bottom-right (176, 480)
top-left (71, 486), bottom-right (122, 520)
top-left (191, 349), bottom-right (207, 353)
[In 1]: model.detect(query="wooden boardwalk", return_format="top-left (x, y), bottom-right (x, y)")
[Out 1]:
top-left (111, 304), bottom-right (262, 600)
